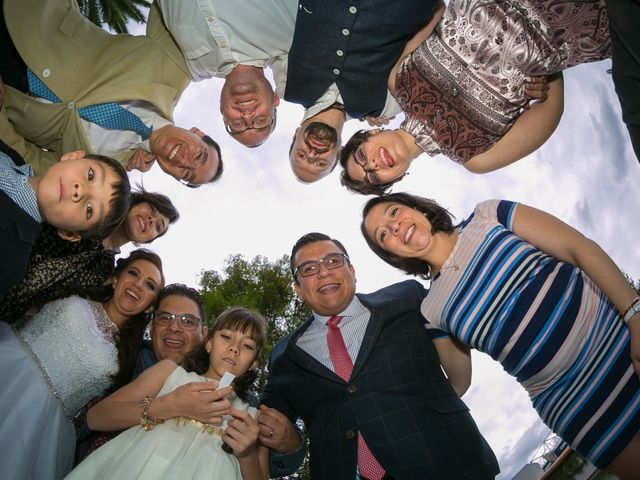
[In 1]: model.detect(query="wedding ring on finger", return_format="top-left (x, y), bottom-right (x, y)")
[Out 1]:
top-left (269, 430), bottom-right (275, 438)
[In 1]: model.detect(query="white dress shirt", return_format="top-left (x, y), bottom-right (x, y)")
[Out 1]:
top-left (296, 295), bottom-right (370, 372)
top-left (157, 0), bottom-right (297, 87)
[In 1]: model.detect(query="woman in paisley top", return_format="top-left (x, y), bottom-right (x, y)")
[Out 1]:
top-left (361, 192), bottom-right (640, 478)
top-left (0, 249), bottom-right (164, 480)
top-left (0, 189), bottom-right (178, 321)
top-left (339, 0), bottom-right (611, 194)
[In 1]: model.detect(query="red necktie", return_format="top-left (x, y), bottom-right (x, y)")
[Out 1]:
top-left (326, 315), bottom-right (385, 480)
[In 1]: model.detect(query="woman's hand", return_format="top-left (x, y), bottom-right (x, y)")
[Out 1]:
top-left (523, 76), bottom-right (550, 108)
top-left (158, 383), bottom-right (233, 425)
top-left (224, 407), bottom-right (260, 458)
top-left (628, 314), bottom-right (640, 375)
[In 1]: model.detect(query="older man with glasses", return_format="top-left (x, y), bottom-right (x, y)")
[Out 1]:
top-left (156, 0), bottom-right (295, 149)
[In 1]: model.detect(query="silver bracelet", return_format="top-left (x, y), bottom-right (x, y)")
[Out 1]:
top-left (623, 297), bottom-right (640, 324)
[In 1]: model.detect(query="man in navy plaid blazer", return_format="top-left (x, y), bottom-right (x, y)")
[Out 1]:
top-left (261, 232), bottom-right (499, 479)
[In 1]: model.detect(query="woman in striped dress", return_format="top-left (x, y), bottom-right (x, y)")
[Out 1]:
top-left (361, 192), bottom-right (640, 478)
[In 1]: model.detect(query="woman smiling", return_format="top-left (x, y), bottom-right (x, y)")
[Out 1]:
top-left (0, 249), bottom-right (165, 479)
top-left (361, 192), bottom-right (640, 479)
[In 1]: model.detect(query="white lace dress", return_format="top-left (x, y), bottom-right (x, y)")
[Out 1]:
top-left (0, 296), bottom-right (119, 480)
top-left (67, 367), bottom-right (258, 480)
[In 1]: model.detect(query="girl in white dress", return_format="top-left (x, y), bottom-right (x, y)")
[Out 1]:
top-left (68, 307), bottom-right (270, 480)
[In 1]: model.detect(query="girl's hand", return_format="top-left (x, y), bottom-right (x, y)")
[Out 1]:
top-left (223, 407), bottom-right (260, 458)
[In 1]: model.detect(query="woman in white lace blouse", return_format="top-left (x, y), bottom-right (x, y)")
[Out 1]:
top-left (0, 249), bottom-right (165, 480)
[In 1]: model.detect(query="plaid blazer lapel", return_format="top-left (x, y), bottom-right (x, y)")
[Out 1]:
top-left (351, 293), bottom-right (386, 379)
top-left (284, 316), bottom-right (341, 382)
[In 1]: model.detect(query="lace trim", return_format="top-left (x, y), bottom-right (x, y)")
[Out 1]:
top-left (90, 301), bottom-right (119, 343)
top-left (170, 417), bottom-right (224, 436)
top-left (15, 332), bottom-right (75, 422)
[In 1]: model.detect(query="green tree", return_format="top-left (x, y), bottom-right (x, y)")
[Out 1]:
top-left (77, 0), bottom-right (150, 33)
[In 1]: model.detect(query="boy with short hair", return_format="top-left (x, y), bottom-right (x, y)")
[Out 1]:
top-left (0, 139), bottom-right (130, 296)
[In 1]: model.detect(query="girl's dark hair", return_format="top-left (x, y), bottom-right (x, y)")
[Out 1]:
top-left (130, 186), bottom-right (180, 242)
top-left (183, 307), bottom-right (267, 400)
top-left (361, 192), bottom-right (455, 279)
top-left (104, 249), bottom-right (165, 393)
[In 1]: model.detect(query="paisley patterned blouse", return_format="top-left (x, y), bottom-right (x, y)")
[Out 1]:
top-left (394, 0), bottom-right (611, 164)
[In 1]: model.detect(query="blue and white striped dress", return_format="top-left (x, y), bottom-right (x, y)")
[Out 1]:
top-left (421, 200), bottom-right (640, 468)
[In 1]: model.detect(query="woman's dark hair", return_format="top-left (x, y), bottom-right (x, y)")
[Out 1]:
top-left (130, 186), bottom-right (180, 242)
top-left (104, 249), bottom-right (165, 393)
top-left (339, 129), bottom-right (405, 195)
top-left (361, 192), bottom-right (455, 279)
top-left (183, 307), bottom-right (267, 400)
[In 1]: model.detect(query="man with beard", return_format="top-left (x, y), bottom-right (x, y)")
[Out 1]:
top-left (288, 105), bottom-right (345, 183)
top-left (156, 0), bottom-right (297, 148)
top-left (0, 0), bottom-right (222, 186)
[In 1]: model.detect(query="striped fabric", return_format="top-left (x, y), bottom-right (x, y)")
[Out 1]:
top-left (421, 200), bottom-right (640, 468)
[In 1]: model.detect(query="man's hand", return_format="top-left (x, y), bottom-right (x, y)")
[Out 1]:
top-left (158, 382), bottom-right (233, 425)
top-left (126, 148), bottom-right (156, 172)
top-left (224, 407), bottom-right (261, 458)
top-left (257, 405), bottom-right (301, 453)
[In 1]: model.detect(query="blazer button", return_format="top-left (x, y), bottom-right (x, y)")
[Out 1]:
top-left (345, 430), bottom-right (355, 440)
top-left (67, 102), bottom-right (75, 110)
top-left (42, 68), bottom-right (51, 78)
top-left (347, 384), bottom-right (357, 393)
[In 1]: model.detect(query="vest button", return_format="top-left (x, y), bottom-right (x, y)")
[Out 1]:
top-left (349, 6), bottom-right (357, 14)
top-left (336, 50), bottom-right (344, 57)
top-left (333, 68), bottom-right (340, 75)
top-left (347, 384), bottom-right (357, 393)
top-left (42, 68), bottom-right (51, 78)
top-left (345, 430), bottom-right (355, 439)
top-left (342, 28), bottom-right (350, 36)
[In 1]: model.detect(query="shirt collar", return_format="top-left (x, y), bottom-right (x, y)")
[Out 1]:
top-left (312, 295), bottom-right (367, 326)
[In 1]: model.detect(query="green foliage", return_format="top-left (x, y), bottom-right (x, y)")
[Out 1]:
top-left (545, 451), bottom-right (587, 480)
top-left (77, 0), bottom-right (150, 33)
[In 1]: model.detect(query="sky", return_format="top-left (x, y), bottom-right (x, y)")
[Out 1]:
top-left (123, 17), bottom-right (640, 480)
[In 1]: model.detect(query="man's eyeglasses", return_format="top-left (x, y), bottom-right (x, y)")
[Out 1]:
top-left (294, 252), bottom-right (350, 278)
top-left (152, 311), bottom-right (201, 330)
top-left (225, 110), bottom-right (277, 135)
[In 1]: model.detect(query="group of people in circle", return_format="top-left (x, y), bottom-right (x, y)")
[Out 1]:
top-left (0, 0), bottom-right (639, 479)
